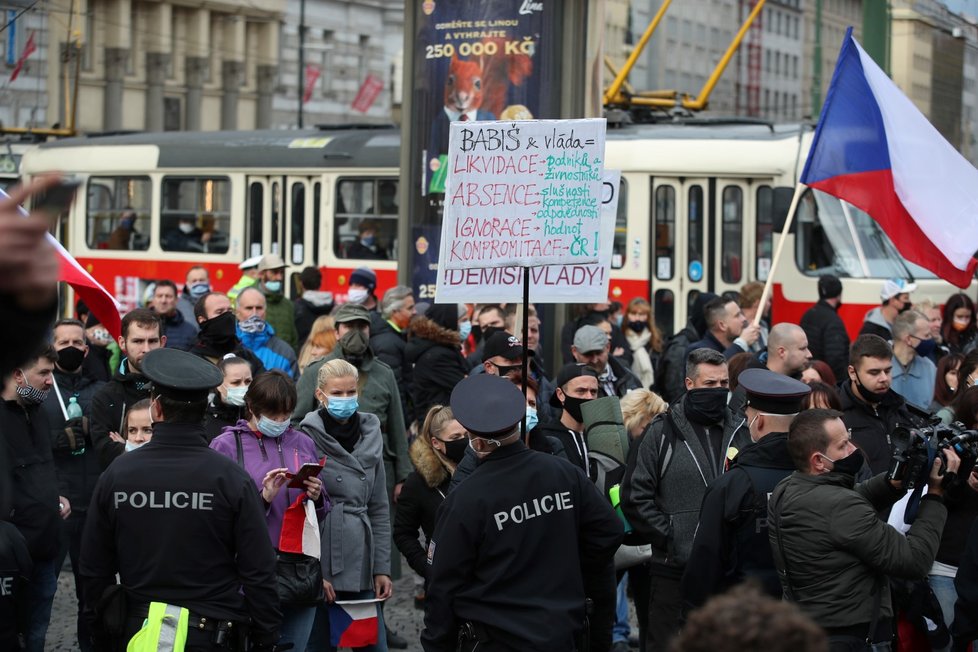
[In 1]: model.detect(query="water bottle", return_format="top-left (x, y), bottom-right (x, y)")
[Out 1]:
top-left (66, 396), bottom-right (83, 420)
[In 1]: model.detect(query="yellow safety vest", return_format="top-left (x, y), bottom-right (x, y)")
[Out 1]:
top-left (127, 602), bottom-right (189, 652)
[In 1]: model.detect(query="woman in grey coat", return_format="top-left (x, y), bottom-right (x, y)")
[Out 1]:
top-left (301, 358), bottom-right (392, 652)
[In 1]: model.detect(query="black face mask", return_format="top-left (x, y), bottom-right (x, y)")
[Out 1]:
top-left (57, 346), bottom-right (86, 373)
top-left (825, 448), bottom-right (865, 477)
top-left (492, 362), bottom-right (522, 377)
top-left (440, 437), bottom-right (468, 465)
top-left (684, 387), bottom-right (729, 425)
top-left (853, 374), bottom-right (887, 404)
top-left (561, 395), bottom-right (591, 423)
top-left (199, 312), bottom-right (237, 351)
top-left (340, 328), bottom-right (370, 356)
top-left (627, 320), bottom-right (647, 333)
top-left (480, 325), bottom-right (503, 345)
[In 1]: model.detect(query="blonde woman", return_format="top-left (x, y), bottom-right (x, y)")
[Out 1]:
top-left (297, 315), bottom-right (337, 371)
top-left (622, 298), bottom-right (664, 389)
top-left (300, 358), bottom-right (391, 652)
top-left (620, 388), bottom-right (667, 439)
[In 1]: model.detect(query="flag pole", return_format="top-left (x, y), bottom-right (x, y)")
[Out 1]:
top-left (753, 182), bottom-right (806, 327)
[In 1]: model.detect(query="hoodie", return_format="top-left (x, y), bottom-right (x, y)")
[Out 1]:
top-left (294, 291), bottom-right (334, 347)
top-left (860, 306), bottom-right (893, 340)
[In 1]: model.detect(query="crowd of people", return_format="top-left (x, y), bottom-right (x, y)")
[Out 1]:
top-left (5, 180), bottom-right (978, 652)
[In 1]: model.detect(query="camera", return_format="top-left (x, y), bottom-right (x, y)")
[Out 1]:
top-left (887, 420), bottom-right (978, 491)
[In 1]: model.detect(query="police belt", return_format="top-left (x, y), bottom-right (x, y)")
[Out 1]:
top-left (128, 603), bottom-right (237, 633)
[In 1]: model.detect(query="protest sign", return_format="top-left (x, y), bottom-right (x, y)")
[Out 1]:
top-left (437, 118), bottom-right (607, 270)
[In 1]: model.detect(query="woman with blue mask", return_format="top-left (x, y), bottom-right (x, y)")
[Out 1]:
top-left (300, 358), bottom-right (392, 652)
top-left (204, 356), bottom-right (253, 442)
top-left (210, 370), bottom-right (328, 652)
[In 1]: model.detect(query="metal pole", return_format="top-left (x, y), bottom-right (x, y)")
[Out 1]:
top-left (297, 0), bottom-right (305, 128)
top-left (521, 266), bottom-right (530, 444)
top-left (753, 183), bottom-right (805, 327)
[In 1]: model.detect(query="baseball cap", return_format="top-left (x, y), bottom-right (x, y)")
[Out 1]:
top-left (881, 278), bottom-right (917, 301)
top-left (482, 332), bottom-right (525, 363)
top-left (549, 363), bottom-right (600, 409)
top-left (574, 325), bottom-right (609, 354)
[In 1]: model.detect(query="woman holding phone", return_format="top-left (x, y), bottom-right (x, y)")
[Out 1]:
top-left (209, 370), bottom-right (328, 651)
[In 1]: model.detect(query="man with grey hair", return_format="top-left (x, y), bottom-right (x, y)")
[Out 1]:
top-left (890, 309), bottom-right (937, 409)
top-left (370, 285), bottom-right (416, 424)
top-left (621, 348), bottom-right (746, 652)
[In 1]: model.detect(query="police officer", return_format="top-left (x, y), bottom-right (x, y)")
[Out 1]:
top-left (79, 348), bottom-right (281, 651)
top-left (681, 368), bottom-right (810, 611)
top-left (421, 374), bottom-right (624, 652)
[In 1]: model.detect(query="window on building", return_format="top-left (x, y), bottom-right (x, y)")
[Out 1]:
top-left (86, 176), bottom-right (152, 250)
top-left (160, 177), bottom-right (231, 254)
top-left (334, 178), bottom-right (398, 260)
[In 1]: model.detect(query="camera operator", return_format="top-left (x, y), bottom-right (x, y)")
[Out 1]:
top-left (769, 409), bottom-right (959, 651)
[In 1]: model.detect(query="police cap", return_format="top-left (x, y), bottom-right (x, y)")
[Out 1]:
top-left (141, 348), bottom-right (223, 402)
top-left (738, 368), bottom-right (811, 415)
top-left (450, 374), bottom-right (526, 438)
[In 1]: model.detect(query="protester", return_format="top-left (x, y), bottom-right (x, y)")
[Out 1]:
top-left (942, 293), bottom-right (978, 356)
top-left (800, 274), bottom-right (850, 381)
top-left (623, 298), bottom-right (664, 389)
top-left (890, 309), bottom-right (938, 410)
top-left (297, 315), bottom-right (337, 371)
top-left (175, 265), bottom-right (211, 325)
top-left (348, 266), bottom-right (380, 311)
top-left (803, 381), bottom-right (842, 410)
top-left (256, 253), bottom-right (299, 351)
top-left (685, 297), bottom-right (759, 360)
top-left (572, 324), bottom-right (642, 398)
top-left (860, 277), bottom-right (915, 339)
top-left (120, 399), bottom-right (152, 450)
top-left (294, 266), bottom-right (334, 348)
top-left (371, 286), bottom-right (416, 425)
top-left (234, 287), bottom-right (298, 378)
top-left (190, 291), bottom-right (265, 375)
top-left (933, 353), bottom-right (964, 415)
top-left (739, 281), bottom-right (770, 353)
top-left (560, 303), bottom-right (632, 367)
top-left (657, 292), bottom-right (717, 404)
top-left (620, 388), bottom-right (667, 439)
top-left (204, 355), bottom-right (253, 442)
top-left (536, 363), bottom-right (600, 473)
top-left (150, 279), bottom-right (197, 351)
top-left (800, 359), bottom-right (837, 386)
top-left (405, 303), bottom-right (470, 419)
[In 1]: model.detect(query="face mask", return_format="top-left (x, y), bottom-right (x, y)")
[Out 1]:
top-left (57, 346), bottom-right (85, 373)
top-left (954, 319), bottom-right (970, 332)
top-left (339, 327), bottom-right (370, 356)
top-left (257, 415), bottom-right (289, 438)
top-left (913, 337), bottom-right (936, 359)
top-left (188, 282), bottom-right (211, 300)
top-left (492, 362), bottom-right (522, 377)
top-left (479, 325), bottom-right (502, 344)
top-left (897, 302), bottom-right (912, 314)
top-left (120, 216), bottom-right (135, 229)
top-left (747, 413), bottom-right (760, 442)
top-left (264, 280), bottom-right (282, 294)
top-left (200, 312), bottom-right (237, 348)
top-left (684, 387), bottom-right (729, 425)
top-left (224, 386), bottom-right (248, 407)
top-left (615, 314), bottom-right (624, 327)
top-left (124, 441), bottom-right (145, 452)
top-left (469, 436), bottom-right (501, 458)
top-left (627, 320), bottom-right (647, 333)
top-left (439, 437), bottom-right (468, 465)
top-left (326, 396), bottom-right (359, 421)
top-left (15, 380), bottom-right (50, 405)
top-left (178, 222), bottom-right (195, 234)
top-left (361, 236), bottom-right (376, 247)
top-left (819, 448), bottom-right (864, 477)
top-left (458, 320), bottom-right (472, 341)
top-left (239, 315), bottom-right (267, 334)
top-left (853, 375), bottom-right (886, 404)
top-left (348, 288), bottom-right (369, 304)
top-left (561, 395), bottom-right (591, 423)
top-left (525, 406), bottom-right (539, 432)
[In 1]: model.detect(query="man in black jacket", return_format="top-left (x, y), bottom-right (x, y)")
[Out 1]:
top-left (89, 309), bottom-right (166, 469)
top-left (293, 266), bottom-right (334, 348)
top-left (371, 285), bottom-right (416, 425)
top-left (572, 325), bottom-right (642, 399)
top-left (40, 319), bottom-right (105, 652)
top-left (536, 363), bottom-right (600, 473)
top-left (839, 334), bottom-right (917, 475)
top-left (800, 275), bottom-right (850, 381)
top-left (685, 297), bottom-right (760, 360)
top-left (657, 292), bottom-right (717, 404)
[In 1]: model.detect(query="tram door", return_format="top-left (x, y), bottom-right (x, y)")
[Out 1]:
top-left (283, 176), bottom-right (323, 296)
top-left (650, 177), bottom-right (750, 336)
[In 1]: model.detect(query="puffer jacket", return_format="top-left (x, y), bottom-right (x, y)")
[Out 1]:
top-left (236, 322), bottom-right (298, 379)
top-left (393, 439), bottom-right (451, 578)
top-left (299, 409), bottom-right (391, 592)
top-left (768, 472), bottom-right (946, 628)
top-left (405, 317), bottom-right (469, 419)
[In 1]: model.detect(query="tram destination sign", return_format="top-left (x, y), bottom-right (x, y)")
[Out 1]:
top-left (437, 118), bottom-right (607, 270)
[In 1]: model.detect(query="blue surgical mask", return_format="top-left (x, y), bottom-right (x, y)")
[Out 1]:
top-left (361, 236), bottom-right (376, 247)
top-left (327, 396), bottom-right (359, 421)
top-left (124, 440), bottom-right (146, 452)
top-left (225, 385), bottom-right (248, 407)
top-left (257, 415), bottom-right (289, 438)
top-left (188, 282), bottom-right (211, 299)
top-left (265, 280), bottom-right (282, 294)
top-left (458, 320), bottom-right (472, 341)
top-left (525, 406), bottom-right (539, 432)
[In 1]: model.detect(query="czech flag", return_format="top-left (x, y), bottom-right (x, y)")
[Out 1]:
top-left (801, 27), bottom-right (978, 288)
top-left (328, 600), bottom-right (379, 648)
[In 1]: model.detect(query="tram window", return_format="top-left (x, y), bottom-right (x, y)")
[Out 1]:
top-left (85, 176), bottom-right (151, 251)
top-left (611, 178), bottom-right (628, 269)
top-left (654, 289), bottom-right (675, 338)
top-left (687, 185), bottom-right (704, 280)
top-left (654, 185), bottom-right (676, 280)
top-left (720, 186), bottom-right (743, 283)
top-left (313, 182), bottom-right (322, 266)
top-left (755, 186), bottom-right (774, 281)
top-left (247, 182), bottom-right (263, 258)
top-left (271, 181), bottom-right (281, 255)
top-left (160, 177), bottom-right (231, 254)
top-left (334, 177), bottom-right (398, 260)
top-left (291, 183), bottom-right (306, 264)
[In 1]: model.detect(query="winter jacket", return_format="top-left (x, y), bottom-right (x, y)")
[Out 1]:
top-left (405, 316), bottom-right (469, 419)
top-left (393, 439), bottom-right (451, 578)
top-left (160, 309), bottom-right (198, 352)
top-left (175, 291), bottom-right (196, 327)
top-left (535, 420), bottom-right (589, 474)
top-left (40, 368), bottom-right (104, 513)
top-left (369, 314), bottom-right (413, 424)
top-left (0, 399), bottom-right (61, 561)
top-left (656, 323), bottom-right (699, 404)
top-left (800, 299), bottom-right (850, 381)
top-left (860, 307), bottom-right (893, 340)
top-left (626, 329), bottom-right (658, 389)
top-left (685, 331), bottom-right (746, 361)
top-left (620, 399), bottom-right (744, 576)
top-left (89, 365), bottom-right (152, 469)
top-left (769, 471), bottom-right (946, 629)
top-left (236, 322), bottom-right (298, 379)
top-left (299, 409), bottom-right (391, 592)
top-left (294, 344), bottom-right (411, 493)
top-left (294, 291), bottom-right (334, 348)
top-left (838, 380), bottom-right (917, 475)
top-left (204, 394), bottom-right (246, 443)
top-left (598, 356), bottom-right (643, 399)
top-left (0, 521), bottom-right (31, 649)
top-left (261, 287), bottom-right (298, 352)
top-left (209, 420), bottom-right (328, 546)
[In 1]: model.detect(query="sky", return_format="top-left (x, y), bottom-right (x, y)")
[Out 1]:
top-left (940, 0), bottom-right (978, 19)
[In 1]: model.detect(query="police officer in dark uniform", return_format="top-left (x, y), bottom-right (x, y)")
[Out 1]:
top-left (79, 348), bottom-right (281, 651)
top-left (421, 374), bottom-right (624, 652)
top-left (681, 368), bottom-right (810, 611)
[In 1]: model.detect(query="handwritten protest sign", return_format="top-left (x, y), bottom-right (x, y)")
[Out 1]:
top-left (435, 171), bottom-right (620, 303)
top-left (437, 118), bottom-right (607, 270)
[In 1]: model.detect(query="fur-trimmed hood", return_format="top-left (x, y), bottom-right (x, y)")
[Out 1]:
top-left (405, 316), bottom-right (461, 364)
top-left (409, 437), bottom-right (451, 488)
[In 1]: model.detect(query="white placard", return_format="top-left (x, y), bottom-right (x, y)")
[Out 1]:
top-left (435, 171), bottom-right (620, 303)
top-left (437, 118), bottom-right (607, 270)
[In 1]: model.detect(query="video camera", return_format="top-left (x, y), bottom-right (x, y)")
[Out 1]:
top-left (887, 420), bottom-right (978, 490)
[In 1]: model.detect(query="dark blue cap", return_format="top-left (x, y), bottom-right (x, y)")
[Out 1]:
top-left (142, 348), bottom-right (223, 401)
top-left (738, 368), bottom-right (811, 414)
top-left (450, 374), bottom-right (526, 437)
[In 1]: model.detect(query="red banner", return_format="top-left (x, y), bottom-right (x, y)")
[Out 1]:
top-left (351, 74), bottom-right (384, 113)
top-left (303, 65), bottom-right (321, 104)
top-left (10, 31), bottom-right (37, 82)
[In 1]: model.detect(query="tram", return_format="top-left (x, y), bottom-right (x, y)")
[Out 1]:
top-left (19, 122), bottom-right (972, 336)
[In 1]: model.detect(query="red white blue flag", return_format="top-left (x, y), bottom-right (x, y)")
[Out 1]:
top-left (801, 27), bottom-right (978, 288)
top-left (328, 600), bottom-right (380, 647)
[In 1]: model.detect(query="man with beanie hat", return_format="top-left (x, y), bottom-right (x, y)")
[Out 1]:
top-left (800, 275), bottom-right (850, 381)
top-left (348, 267), bottom-right (379, 312)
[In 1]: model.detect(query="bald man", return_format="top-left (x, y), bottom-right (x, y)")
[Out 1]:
top-left (766, 324), bottom-right (813, 379)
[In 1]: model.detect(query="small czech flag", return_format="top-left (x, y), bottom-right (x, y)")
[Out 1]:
top-left (328, 600), bottom-right (380, 647)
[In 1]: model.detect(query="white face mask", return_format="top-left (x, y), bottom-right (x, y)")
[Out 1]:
top-left (348, 288), bottom-right (369, 304)
top-left (125, 440), bottom-right (145, 452)
top-left (224, 385), bottom-right (248, 407)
